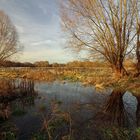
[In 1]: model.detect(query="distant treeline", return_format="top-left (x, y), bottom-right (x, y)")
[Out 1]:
top-left (0, 61), bottom-right (35, 67)
top-left (0, 60), bottom-right (109, 68)
top-left (0, 60), bottom-right (134, 68)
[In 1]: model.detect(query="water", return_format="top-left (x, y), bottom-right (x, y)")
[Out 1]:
top-left (0, 79), bottom-right (139, 140)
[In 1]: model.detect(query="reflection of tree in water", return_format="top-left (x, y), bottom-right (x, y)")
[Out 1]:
top-left (17, 79), bottom-right (35, 95)
top-left (93, 89), bottom-right (128, 127)
top-left (104, 89), bottom-right (127, 126)
top-left (0, 79), bottom-right (36, 101)
top-left (0, 102), bottom-right (11, 120)
top-left (0, 79), bottom-right (36, 119)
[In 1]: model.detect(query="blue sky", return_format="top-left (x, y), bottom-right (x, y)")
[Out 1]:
top-left (0, 0), bottom-right (76, 63)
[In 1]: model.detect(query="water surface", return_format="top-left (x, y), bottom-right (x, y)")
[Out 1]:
top-left (0, 79), bottom-right (139, 140)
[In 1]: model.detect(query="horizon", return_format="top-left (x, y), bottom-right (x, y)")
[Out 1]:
top-left (0, 0), bottom-right (84, 63)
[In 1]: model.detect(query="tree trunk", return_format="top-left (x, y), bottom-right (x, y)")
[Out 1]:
top-left (104, 89), bottom-right (126, 126)
top-left (136, 39), bottom-right (140, 75)
top-left (112, 62), bottom-right (128, 78)
top-left (134, 29), bottom-right (140, 77)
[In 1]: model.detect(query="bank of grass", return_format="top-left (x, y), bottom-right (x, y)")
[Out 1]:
top-left (0, 67), bottom-right (139, 93)
top-left (0, 68), bottom-right (56, 81)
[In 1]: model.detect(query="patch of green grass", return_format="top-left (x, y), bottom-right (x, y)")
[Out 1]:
top-left (60, 75), bottom-right (79, 82)
top-left (25, 96), bottom-right (35, 105)
top-left (136, 127), bottom-right (140, 139)
top-left (136, 127), bottom-right (140, 134)
top-left (101, 127), bottom-right (131, 140)
top-left (31, 132), bottom-right (48, 140)
top-left (2, 131), bottom-right (16, 140)
top-left (0, 122), bottom-right (17, 140)
top-left (48, 116), bottom-right (69, 139)
top-left (12, 107), bottom-right (26, 116)
top-left (56, 100), bottom-right (63, 105)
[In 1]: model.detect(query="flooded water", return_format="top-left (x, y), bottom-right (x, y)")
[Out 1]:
top-left (0, 79), bottom-right (139, 140)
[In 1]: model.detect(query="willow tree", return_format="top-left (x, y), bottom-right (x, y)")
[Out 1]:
top-left (61, 0), bottom-right (138, 77)
top-left (136, 2), bottom-right (140, 75)
top-left (0, 10), bottom-right (21, 62)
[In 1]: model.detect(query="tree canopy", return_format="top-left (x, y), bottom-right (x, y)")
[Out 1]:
top-left (0, 10), bottom-right (21, 62)
top-left (61, 0), bottom-right (139, 76)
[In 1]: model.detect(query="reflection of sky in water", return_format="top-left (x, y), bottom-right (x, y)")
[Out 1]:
top-left (9, 81), bottom-right (110, 140)
top-left (35, 81), bottom-right (109, 108)
top-left (1, 79), bottom-right (140, 140)
top-left (123, 91), bottom-right (138, 128)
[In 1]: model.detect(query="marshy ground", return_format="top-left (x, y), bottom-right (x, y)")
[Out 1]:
top-left (0, 67), bottom-right (140, 140)
top-left (0, 67), bottom-right (139, 92)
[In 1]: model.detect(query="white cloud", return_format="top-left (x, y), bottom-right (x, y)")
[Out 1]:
top-left (0, 0), bottom-right (76, 63)
top-left (31, 40), bottom-right (53, 46)
top-left (15, 25), bottom-right (25, 34)
top-left (18, 48), bottom-right (74, 63)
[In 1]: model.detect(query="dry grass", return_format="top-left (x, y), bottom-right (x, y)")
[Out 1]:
top-left (0, 67), bottom-right (140, 93)
top-left (0, 68), bottom-right (57, 81)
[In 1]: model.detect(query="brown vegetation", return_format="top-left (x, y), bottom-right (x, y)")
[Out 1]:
top-left (0, 61), bottom-right (139, 93)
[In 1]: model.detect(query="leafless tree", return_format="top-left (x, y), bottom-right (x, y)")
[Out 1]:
top-left (136, 1), bottom-right (140, 75)
top-left (61, 0), bottom-right (138, 77)
top-left (0, 10), bottom-right (21, 63)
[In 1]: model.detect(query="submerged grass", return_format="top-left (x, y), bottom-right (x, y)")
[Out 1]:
top-left (101, 127), bottom-right (131, 140)
top-left (136, 127), bottom-right (140, 140)
top-left (0, 122), bottom-right (17, 140)
top-left (12, 107), bottom-right (26, 116)
top-left (31, 100), bottom-right (71, 140)
top-left (31, 132), bottom-right (48, 140)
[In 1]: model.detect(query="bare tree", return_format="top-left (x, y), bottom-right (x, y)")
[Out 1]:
top-left (136, 1), bottom-right (140, 75)
top-left (0, 10), bottom-right (21, 62)
top-left (61, 0), bottom-right (138, 77)
top-left (136, 23), bottom-right (140, 75)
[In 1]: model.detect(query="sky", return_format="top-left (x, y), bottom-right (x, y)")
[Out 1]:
top-left (0, 0), bottom-right (77, 63)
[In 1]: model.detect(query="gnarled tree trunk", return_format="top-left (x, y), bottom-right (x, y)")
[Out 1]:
top-left (135, 11), bottom-right (140, 76)
top-left (136, 37), bottom-right (140, 75)
top-left (113, 66), bottom-right (127, 78)
top-left (112, 57), bottom-right (128, 78)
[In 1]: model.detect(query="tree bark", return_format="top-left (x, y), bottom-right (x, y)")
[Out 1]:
top-left (136, 40), bottom-right (140, 75)
top-left (134, 27), bottom-right (140, 77)
top-left (112, 62), bottom-right (128, 78)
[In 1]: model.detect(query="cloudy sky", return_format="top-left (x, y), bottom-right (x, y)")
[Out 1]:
top-left (0, 0), bottom-right (76, 63)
